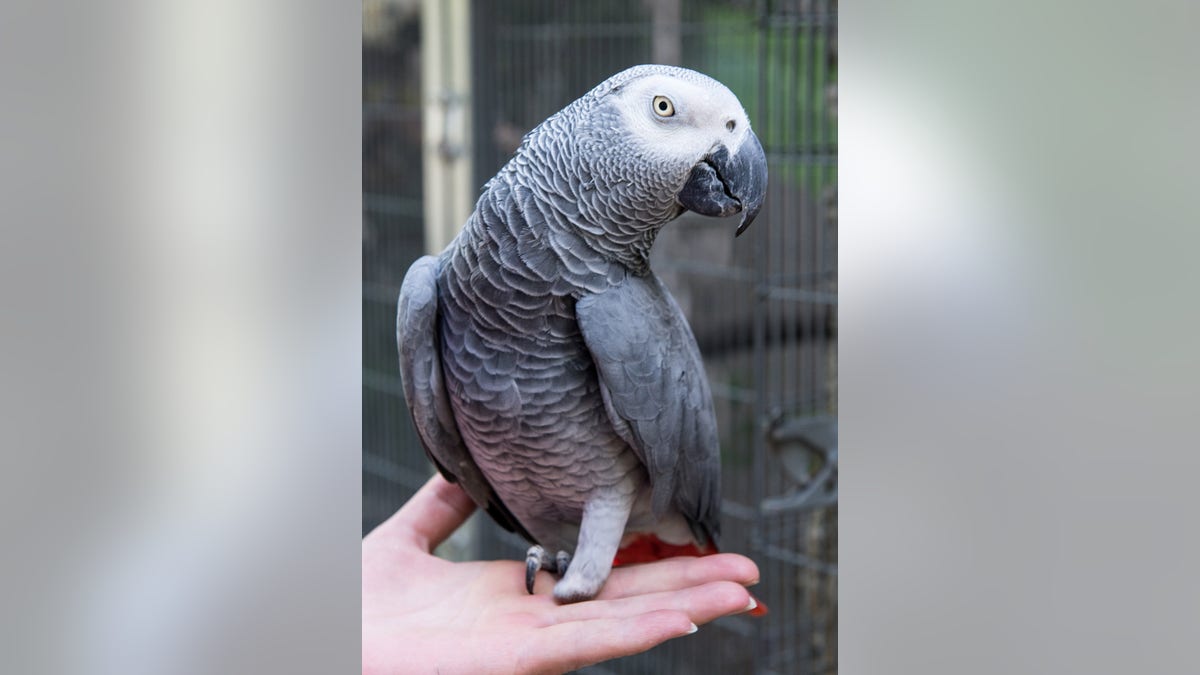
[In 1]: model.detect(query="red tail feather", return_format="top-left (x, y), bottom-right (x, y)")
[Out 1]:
top-left (614, 534), bottom-right (768, 617)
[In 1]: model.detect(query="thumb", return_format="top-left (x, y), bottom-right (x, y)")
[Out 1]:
top-left (367, 473), bottom-right (477, 553)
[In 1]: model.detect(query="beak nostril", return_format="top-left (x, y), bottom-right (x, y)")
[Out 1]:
top-left (726, 119), bottom-right (736, 132)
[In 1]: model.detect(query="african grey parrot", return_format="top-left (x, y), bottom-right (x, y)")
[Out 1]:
top-left (396, 64), bottom-right (767, 605)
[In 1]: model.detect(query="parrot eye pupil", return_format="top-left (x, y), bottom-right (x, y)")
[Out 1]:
top-left (652, 95), bottom-right (675, 117)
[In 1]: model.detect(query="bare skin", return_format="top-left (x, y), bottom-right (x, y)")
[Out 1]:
top-left (363, 474), bottom-right (761, 675)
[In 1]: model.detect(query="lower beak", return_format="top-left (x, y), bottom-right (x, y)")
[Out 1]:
top-left (676, 130), bottom-right (767, 237)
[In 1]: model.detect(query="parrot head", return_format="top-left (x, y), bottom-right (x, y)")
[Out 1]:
top-left (595, 65), bottom-right (768, 237)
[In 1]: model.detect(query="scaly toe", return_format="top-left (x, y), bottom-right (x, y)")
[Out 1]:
top-left (524, 545), bottom-right (545, 595)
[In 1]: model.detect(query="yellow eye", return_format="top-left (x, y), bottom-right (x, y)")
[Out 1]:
top-left (652, 95), bottom-right (675, 117)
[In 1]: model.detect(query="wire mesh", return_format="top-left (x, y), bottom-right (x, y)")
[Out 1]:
top-left (363, 1), bottom-right (837, 671)
top-left (363, 4), bottom-right (429, 532)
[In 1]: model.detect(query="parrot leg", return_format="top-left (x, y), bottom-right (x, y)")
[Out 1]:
top-left (552, 488), bottom-right (634, 604)
top-left (525, 545), bottom-right (573, 594)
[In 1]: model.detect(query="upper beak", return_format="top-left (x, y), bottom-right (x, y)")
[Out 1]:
top-left (676, 129), bottom-right (767, 237)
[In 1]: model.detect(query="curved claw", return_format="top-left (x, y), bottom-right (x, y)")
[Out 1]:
top-left (525, 545), bottom-right (545, 595)
top-left (525, 545), bottom-right (573, 594)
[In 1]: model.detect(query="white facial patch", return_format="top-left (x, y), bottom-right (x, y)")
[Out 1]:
top-left (613, 73), bottom-right (752, 161)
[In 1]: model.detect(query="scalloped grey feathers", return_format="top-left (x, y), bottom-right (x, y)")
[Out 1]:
top-left (395, 65), bottom-right (761, 563)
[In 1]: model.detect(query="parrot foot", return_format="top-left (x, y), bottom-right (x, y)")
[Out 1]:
top-left (525, 545), bottom-right (546, 594)
top-left (552, 572), bottom-right (605, 604)
top-left (525, 545), bottom-right (572, 594)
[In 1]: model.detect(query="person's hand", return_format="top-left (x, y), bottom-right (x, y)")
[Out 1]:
top-left (363, 474), bottom-right (761, 675)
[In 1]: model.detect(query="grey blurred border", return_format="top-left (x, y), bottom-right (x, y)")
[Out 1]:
top-left (0, 1), bottom-right (362, 673)
top-left (842, 0), bottom-right (1200, 673)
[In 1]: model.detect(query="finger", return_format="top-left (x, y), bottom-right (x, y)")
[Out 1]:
top-left (550, 581), bottom-right (753, 627)
top-left (525, 610), bottom-right (695, 674)
top-left (596, 553), bottom-right (760, 600)
top-left (365, 473), bottom-right (476, 552)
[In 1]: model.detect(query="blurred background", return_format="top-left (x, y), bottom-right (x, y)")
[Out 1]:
top-left (363, 1), bottom-right (838, 672)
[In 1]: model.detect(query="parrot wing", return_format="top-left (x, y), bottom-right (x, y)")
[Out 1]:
top-left (396, 255), bottom-right (534, 542)
top-left (577, 273), bottom-right (721, 547)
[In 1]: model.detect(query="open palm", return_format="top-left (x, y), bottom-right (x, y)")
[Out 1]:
top-left (363, 474), bottom-right (761, 675)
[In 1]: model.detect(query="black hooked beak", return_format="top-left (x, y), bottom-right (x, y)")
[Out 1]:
top-left (676, 130), bottom-right (767, 237)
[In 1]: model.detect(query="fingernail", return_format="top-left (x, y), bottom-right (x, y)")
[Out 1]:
top-left (687, 623), bottom-right (699, 634)
top-left (744, 597), bottom-right (758, 612)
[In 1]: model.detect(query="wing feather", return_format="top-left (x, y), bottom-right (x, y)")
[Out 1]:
top-left (396, 256), bottom-right (533, 541)
top-left (577, 274), bottom-right (721, 545)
